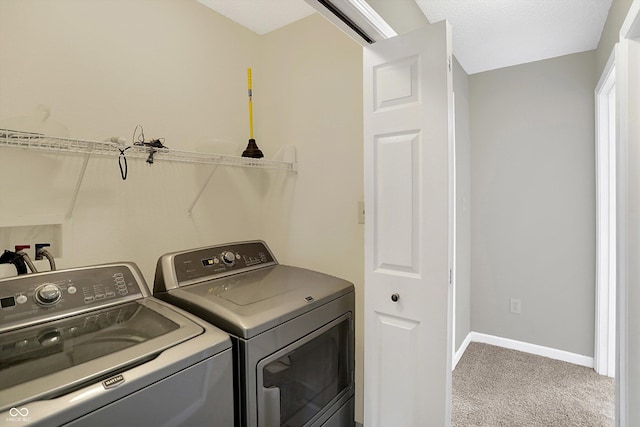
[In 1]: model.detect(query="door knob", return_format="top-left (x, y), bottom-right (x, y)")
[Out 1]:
top-left (391, 293), bottom-right (400, 302)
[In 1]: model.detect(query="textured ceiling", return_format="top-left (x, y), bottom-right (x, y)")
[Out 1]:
top-left (416, 0), bottom-right (613, 74)
top-left (196, 0), bottom-right (613, 74)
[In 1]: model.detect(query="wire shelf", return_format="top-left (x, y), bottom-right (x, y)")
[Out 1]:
top-left (0, 128), bottom-right (296, 218)
top-left (0, 129), bottom-right (296, 171)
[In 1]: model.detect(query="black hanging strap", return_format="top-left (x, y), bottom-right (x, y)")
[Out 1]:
top-left (118, 146), bottom-right (131, 180)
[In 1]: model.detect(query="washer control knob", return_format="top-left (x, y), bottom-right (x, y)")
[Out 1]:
top-left (34, 283), bottom-right (62, 306)
top-left (221, 251), bottom-right (236, 266)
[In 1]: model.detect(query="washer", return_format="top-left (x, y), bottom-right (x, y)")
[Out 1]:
top-left (153, 240), bottom-right (355, 427)
top-left (0, 262), bottom-right (234, 426)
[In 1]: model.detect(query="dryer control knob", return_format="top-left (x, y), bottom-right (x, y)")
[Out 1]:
top-left (221, 251), bottom-right (236, 266)
top-left (34, 283), bottom-right (62, 306)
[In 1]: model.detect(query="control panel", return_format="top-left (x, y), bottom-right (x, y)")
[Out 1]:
top-left (0, 302), bottom-right (140, 364)
top-left (174, 241), bottom-right (276, 285)
top-left (0, 264), bottom-right (145, 333)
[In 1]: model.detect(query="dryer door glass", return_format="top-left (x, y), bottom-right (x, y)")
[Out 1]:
top-left (259, 316), bottom-right (352, 427)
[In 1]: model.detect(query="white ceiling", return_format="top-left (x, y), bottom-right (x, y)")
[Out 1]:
top-left (196, 0), bottom-right (315, 35)
top-left (196, 0), bottom-right (613, 74)
top-left (415, 0), bottom-right (613, 74)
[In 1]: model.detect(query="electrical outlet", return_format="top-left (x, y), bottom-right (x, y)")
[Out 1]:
top-left (510, 298), bottom-right (522, 314)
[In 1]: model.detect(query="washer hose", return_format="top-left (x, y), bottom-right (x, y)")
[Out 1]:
top-left (16, 251), bottom-right (38, 273)
top-left (36, 248), bottom-right (56, 271)
top-left (0, 250), bottom-right (28, 275)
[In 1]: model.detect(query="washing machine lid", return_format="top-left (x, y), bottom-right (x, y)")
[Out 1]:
top-left (0, 298), bottom-right (204, 412)
top-left (164, 264), bottom-right (353, 339)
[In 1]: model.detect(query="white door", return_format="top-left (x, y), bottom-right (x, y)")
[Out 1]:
top-left (363, 21), bottom-right (454, 426)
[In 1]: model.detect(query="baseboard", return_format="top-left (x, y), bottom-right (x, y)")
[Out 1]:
top-left (452, 332), bottom-right (473, 370)
top-left (453, 331), bottom-right (594, 369)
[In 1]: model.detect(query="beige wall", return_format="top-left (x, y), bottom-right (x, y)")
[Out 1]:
top-left (0, 0), bottom-right (267, 281)
top-left (256, 14), bottom-right (365, 422)
top-left (0, 2), bottom-right (364, 420)
top-left (0, 0), bottom-right (258, 145)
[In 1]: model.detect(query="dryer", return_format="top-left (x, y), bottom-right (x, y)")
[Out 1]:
top-left (0, 262), bottom-right (234, 426)
top-left (153, 241), bottom-right (355, 427)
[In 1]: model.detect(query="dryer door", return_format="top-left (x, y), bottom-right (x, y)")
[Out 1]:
top-left (256, 314), bottom-right (353, 427)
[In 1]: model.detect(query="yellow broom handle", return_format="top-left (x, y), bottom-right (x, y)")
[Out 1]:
top-left (248, 68), bottom-right (254, 139)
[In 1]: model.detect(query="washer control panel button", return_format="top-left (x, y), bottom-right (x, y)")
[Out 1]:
top-left (34, 283), bottom-right (62, 306)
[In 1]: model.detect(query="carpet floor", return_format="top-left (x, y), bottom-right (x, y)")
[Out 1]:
top-left (452, 343), bottom-right (615, 427)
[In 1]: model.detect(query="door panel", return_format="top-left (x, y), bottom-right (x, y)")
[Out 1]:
top-left (364, 22), bottom-right (453, 426)
top-left (374, 313), bottom-right (420, 426)
top-left (373, 56), bottom-right (419, 110)
top-left (374, 131), bottom-right (420, 274)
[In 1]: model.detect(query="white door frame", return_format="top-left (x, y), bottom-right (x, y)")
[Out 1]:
top-left (594, 51), bottom-right (616, 378)
top-left (616, 1), bottom-right (640, 424)
top-left (450, 93), bottom-right (457, 369)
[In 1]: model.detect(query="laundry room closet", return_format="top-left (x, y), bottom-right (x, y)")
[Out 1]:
top-left (0, 0), bottom-right (365, 421)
